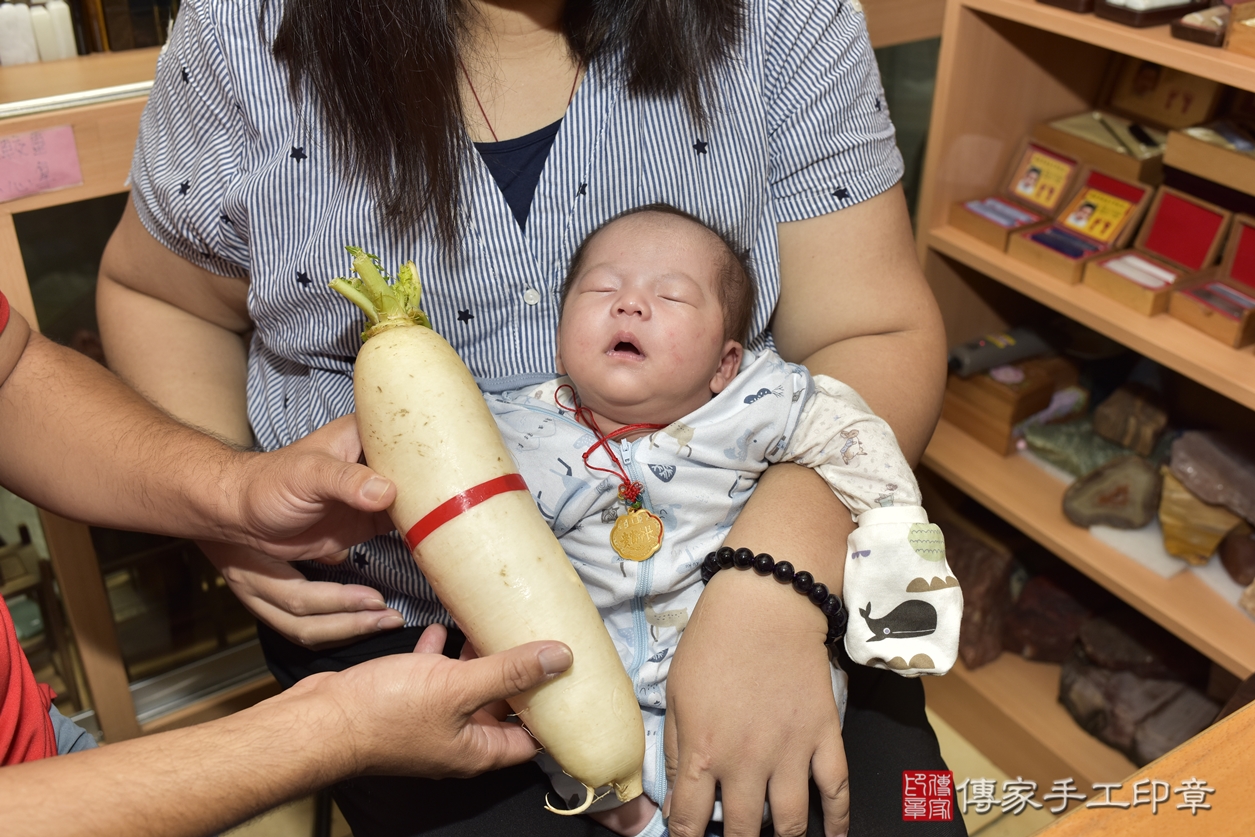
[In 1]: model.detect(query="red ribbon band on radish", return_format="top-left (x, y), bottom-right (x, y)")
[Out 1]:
top-left (404, 473), bottom-right (529, 551)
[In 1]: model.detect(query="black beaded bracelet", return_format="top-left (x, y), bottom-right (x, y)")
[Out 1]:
top-left (700, 547), bottom-right (848, 646)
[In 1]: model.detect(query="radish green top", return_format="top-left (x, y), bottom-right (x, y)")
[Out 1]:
top-left (329, 246), bottom-right (432, 340)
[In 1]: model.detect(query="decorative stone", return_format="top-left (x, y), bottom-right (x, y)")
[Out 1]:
top-left (1159, 469), bottom-right (1242, 566)
top-left (1220, 523), bottom-right (1255, 586)
top-left (1062, 455), bottom-right (1161, 529)
top-left (1078, 609), bottom-right (1209, 683)
top-left (1092, 383), bottom-right (1169, 457)
top-left (1059, 647), bottom-right (1220, 767)
top-left (1022, 419), bottom-right (1130, 478)
top-left (938, 516), bottom-right (1015, 670)
top-left (1003, 574), bottom-right (1094, 663)
top-left (1169, 431), bottom-right (1255, 525)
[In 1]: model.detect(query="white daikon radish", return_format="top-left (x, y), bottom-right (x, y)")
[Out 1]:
top-left (330, 248), bottom-right (645, 811)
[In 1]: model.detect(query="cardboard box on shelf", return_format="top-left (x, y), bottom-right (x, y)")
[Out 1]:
top-left (1082, 186), bottom-right (1232, 315)
top-left (1094, 0), bottom-right (1211, 29)
top-left (948, 139), bottom-right (1083, 251)
top-left (1032, 58), bottom-right (1223, 186)
top-left (1170, 5), bottom-right (1230, 47)
top-left (1169, 214), bottom-right (1255, 347)
top-left (1007, 169), bottom-right (1153, 284)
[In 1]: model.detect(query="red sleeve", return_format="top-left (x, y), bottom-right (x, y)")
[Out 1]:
top-left (0, 596), bottom-right (57, 764)
top-left (0, 291), bottom-right (10, 338)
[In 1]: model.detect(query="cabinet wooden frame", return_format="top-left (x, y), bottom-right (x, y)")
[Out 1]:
top-left (3, 47), bottom-right (191, 746)
top-left (915, 0), bottom-right (1255, 809)
top-left (0, 95), bottom-right (153, 743)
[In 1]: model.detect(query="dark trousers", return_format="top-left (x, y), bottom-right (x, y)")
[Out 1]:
top-left (259, 623), bottom-right (966, 837)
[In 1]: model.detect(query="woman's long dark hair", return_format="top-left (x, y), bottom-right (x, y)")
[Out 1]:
top-left (260, 0), bottom-right (744, 244)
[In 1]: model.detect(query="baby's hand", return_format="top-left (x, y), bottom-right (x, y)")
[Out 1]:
top-left (589, 794), bottom-right (659, 837)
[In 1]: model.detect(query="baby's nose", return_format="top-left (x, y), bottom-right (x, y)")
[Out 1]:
top-left (616, 295), bottom-right (646, 316)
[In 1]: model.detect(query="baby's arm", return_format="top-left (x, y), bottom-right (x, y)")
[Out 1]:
top-left (784, 375), bottom-right (961, 676)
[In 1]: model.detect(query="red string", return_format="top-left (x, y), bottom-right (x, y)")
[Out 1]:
top-left (555, 385), bottom-right (665, 505)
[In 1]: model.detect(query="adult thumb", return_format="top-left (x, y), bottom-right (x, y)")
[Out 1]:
top-left (461, 641), bottom-right (573, 712)
top-left (298, 456), bottom-right (396, 512)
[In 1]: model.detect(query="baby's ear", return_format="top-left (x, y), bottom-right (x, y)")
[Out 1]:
top-left (709, 340), bottom-right (743, 395)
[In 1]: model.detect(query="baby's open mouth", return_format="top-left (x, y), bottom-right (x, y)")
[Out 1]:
top-left (608, 334), bottom-right (644, 358)
top-left (613, 341), bottom-right (641, 355)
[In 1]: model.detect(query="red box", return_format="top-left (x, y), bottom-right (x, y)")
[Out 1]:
top-left (1082, 186), bottom-right (1232, 315)
top-left (1169, 214), bottom-right (1255, 347)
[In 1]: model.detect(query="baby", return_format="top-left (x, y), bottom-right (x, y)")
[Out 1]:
top-left (486, 204), bottom-right (961, 837)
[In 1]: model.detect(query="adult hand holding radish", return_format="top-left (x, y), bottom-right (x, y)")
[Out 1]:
top-left (330, 248), bottom-right (646, 809)
top-left (0, 298), bottom-right (395, 562)
top-left (220, 413), bottom-right (399, 560)
top-left (1, 621), bottom-right (576, 837)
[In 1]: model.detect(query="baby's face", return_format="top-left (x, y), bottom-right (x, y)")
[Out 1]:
top-left (556, 213), bottom-right (742, 432)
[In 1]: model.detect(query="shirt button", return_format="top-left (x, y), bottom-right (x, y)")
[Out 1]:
top-left (523, 288), bottom-right (541, 305)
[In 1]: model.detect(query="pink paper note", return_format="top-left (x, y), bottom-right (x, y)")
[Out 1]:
top-left (0, 125), bottom-right (84, 203)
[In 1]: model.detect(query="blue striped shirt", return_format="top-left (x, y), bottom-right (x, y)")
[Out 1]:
top-left (130, 0), bottom-right (903, 626)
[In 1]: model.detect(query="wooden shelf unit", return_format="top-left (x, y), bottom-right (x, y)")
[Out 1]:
top-left (925, 419), bottom-right (1255, 678)
top-left (0, 48), bottom-right (159, 105)
top-left (916, 0), bottom-right (1255, 798)
top-left (928, 226), bottom-right (1255, 412)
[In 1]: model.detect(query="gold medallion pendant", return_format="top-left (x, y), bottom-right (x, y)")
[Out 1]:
top-left (610, 508), bottom-right (664, 562)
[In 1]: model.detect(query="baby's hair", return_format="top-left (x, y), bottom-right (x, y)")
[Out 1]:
top-left (560, 203), bottom-right (757, 344)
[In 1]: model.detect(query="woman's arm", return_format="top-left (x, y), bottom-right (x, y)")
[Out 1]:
top-left (97, 198), bottom-right (254, 448)
top-left (664, 184), bottom-right (946, 837)
top-left (773, 184), bottom-right (947, 464)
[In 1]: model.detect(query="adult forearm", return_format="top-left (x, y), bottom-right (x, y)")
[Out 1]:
top-left (0, 332), bottom-right (249, 541)
top-left (3, 686), bottom-right (348, 837)
top-left (721, 462), bottom-right (850, 602)
top-left (774, 185), bottom-right (948, 466)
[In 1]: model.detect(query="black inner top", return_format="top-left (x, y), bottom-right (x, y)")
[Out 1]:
top-left (474, 118), bottom-right (563, 230)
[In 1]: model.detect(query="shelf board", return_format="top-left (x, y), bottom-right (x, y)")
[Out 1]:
top-left (927, 224), bottom-right (1255, 412)
top-left (926, 652), bottom-right (1137, 793)
top-left (923, 418), bottom-right (1255, 678)
top-left (959, 0), bottom-right (1255, 93)
top-left (0, 48), bottom-right (160, 107)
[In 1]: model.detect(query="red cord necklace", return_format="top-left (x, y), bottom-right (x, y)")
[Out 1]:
top-left (556, 385), bottom-right (667, 561)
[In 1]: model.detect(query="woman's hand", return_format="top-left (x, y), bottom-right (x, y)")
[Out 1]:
top-left (663, 583), bottom-right (849, 837)
top-left (663, 464), bottom-right (853, 837)
top-left (198, 541), bottom-right (404, 648)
